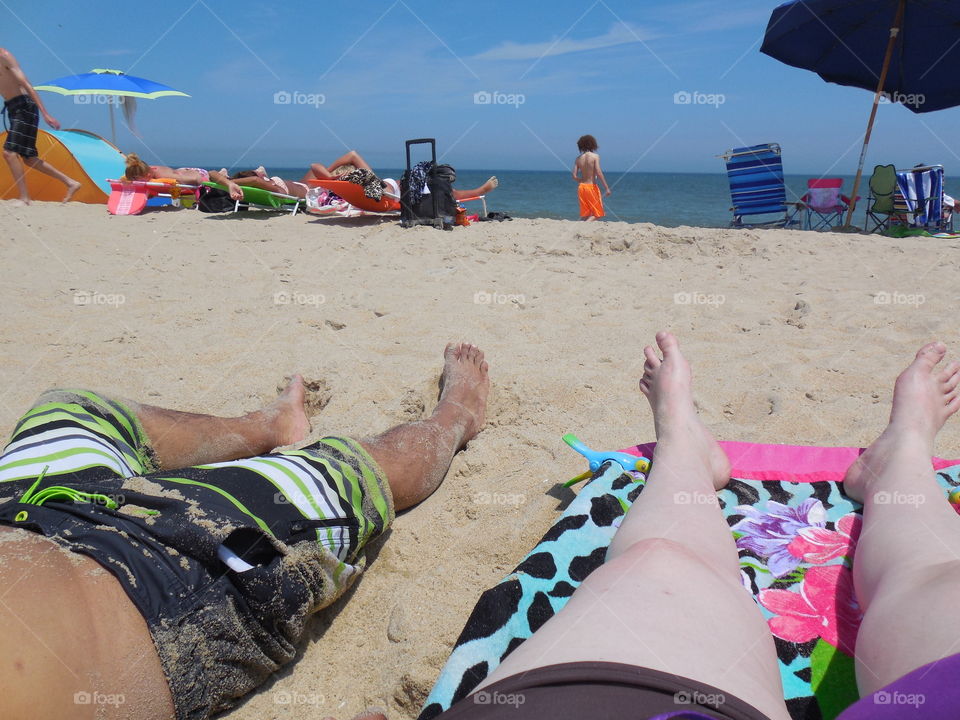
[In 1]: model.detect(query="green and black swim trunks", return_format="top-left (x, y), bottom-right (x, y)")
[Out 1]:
top-left (0, 390), bottom-right (394, 720)
top-left (2, 94), bottom-right (40, 158)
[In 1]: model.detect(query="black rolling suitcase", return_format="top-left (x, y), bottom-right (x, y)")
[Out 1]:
top-left (400, 138), bottom-right (457, 229)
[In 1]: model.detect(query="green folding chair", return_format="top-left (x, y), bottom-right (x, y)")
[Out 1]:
top-left (202, 182), bottom-right (302, 215)
top-left (864, 164), bottom-right (899, 233)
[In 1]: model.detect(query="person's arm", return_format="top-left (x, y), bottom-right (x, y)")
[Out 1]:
top-left (595, 157), bottom-right (611, 196)
top-left (1, 49), bottom-right (60, 130)
top-left (208, 170), bottom-right (243, 200)
top-left (572, 158), bottom-right (581, 182)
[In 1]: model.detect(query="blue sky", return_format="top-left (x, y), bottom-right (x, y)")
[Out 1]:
top-left (5, 0), bottom-right (960, 174)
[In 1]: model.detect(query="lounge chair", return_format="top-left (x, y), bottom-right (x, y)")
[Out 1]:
top-left (719, 143), bottom-right (801, 228)
top-left (106, 178), bottom-right (198, 216)
top-left (801, 178), bottom-right (853, 231)
top-left (202, 181), bottom-right (302, 215)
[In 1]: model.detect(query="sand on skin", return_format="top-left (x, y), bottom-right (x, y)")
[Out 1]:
top-left (1, 200), bottom-right (958, 718)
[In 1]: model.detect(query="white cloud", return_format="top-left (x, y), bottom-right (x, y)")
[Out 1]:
top-left (473, 23), bottom-right (654, 62)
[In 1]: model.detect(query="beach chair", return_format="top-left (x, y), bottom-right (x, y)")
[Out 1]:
top-left (202, 182), bottom-right (302, 215)
top-left (897, 164), bottom-right (951, 233)
top-left (106, 178), bottom-right (198, 215)
top-left (864, 164), bottom-right (900, 234)
top-left (800, 178), bottom-right (852, 231)
top-left (720, 143), bottom-right (801, 228)
top-left (304, 178), bottom-right (400, 217)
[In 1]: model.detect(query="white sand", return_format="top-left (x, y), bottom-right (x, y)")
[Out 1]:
top-left (2, 200), bottom-right (958, 718)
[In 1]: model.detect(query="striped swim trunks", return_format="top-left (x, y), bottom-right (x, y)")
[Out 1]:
top-left (2, 94), bottom-right (40, 158)
top-left (0, 389), bottom-right (394, 720)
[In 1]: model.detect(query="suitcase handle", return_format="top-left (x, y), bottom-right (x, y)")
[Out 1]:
top-left (405, 138), bottom-right (437, 170)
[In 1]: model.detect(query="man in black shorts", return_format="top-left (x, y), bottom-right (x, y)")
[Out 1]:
top-left (0, 342), bottom-right (489, 719)
top-left (1, 46), bottom-right (81, 204)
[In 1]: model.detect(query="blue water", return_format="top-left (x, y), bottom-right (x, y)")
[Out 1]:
top-left (232, 168), bottom-right (948, 228)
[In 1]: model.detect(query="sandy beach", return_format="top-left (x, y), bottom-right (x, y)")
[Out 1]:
top-left (2, 201), bottom-right (959, 719)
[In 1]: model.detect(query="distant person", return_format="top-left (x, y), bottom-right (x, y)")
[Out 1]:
top-left (572, 134), bottom-right (610, 221)
top-left (122, 153), bottom-right (243, 200)
top-left (0, 47), bottom-right (81, 205)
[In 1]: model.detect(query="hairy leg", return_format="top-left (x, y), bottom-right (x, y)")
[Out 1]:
top-left (3, 149), bottom-right (30, 203)
top-left (359, 343), bottom-right (489, 511)
top-left (477, 332), bottom-right (790, 720)
top-left (21, 156), bottom-right (81, 201)
top-left (843, 342), bottom-right (960, 695)
top-left (128, 376), bottom-right (310, 470)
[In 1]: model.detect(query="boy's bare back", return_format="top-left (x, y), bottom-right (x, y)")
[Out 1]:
top-left (575, 151), bottom-right (600, 184)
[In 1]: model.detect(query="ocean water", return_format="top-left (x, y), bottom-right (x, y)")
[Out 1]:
top-left (246, 168), bottom-right (909, 228)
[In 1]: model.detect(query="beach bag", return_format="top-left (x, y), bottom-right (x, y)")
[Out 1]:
top-left (400, 138), bottom-right (457, 229)
top-left (198, 185), bottom-right (241, 213)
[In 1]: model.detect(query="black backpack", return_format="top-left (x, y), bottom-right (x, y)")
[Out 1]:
top-left (400, 163), bottom-right (457, 227)
top-left (198, 185), bottom-right (242, 213)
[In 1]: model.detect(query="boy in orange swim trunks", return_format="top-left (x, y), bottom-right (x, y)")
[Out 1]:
top-left (572, 134), bottom-right (611, 221)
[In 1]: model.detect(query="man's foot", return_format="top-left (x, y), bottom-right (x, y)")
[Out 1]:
top-left (62, 179), bottom-right (81, 203)
top-left (639, 331), bottom-right (730, 490)
top-left (436, 343), bottom-right (490, 448)
top-left (844, 342), bottom-right (960, 503)
top-left (260, 374), bottom-right (311, 447)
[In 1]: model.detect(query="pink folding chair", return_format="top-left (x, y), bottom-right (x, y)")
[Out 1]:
top-left (801, 178), bottom-right (851, 230)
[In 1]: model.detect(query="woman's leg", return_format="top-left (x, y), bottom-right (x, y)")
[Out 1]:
top-left (842, 342), bottom-right (960, 695)
top-left (477, 332), bottom-right (790, 720)
top-left (452, 176), bottom-right (498, 200)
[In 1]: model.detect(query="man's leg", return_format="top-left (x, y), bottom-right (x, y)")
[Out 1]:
top-left (21, 156), bottom-right (81, 202)
top-left (843, 342), bottom-right (960, 695)
top-left (476, 332), bottom-right (791, 720)
top-left (359, 343), bottom-right (489, 510)
top-left (2, 149), bottom-right (30, 204)
top-left (127, 375), bottom-right (311, 470)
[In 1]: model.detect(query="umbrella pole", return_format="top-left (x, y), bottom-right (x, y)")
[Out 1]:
top-left (842, 0), bottom-right (907, 230)
top-left (109, 99), bottom-right (116, 145)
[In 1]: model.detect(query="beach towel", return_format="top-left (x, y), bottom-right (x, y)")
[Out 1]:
top-left (418, 442), bottom-right (960, 720)
top-left (896, 167), bottom-right (943, 228)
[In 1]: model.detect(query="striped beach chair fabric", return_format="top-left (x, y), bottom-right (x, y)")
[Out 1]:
top-left (721, 143), bottom-right (800, 228)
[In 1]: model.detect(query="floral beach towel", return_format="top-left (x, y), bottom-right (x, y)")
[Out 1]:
top-left (419, 442), bottom-right (960, 720)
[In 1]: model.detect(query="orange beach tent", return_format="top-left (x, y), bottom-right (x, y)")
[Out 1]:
top-left (0, 128), bottom-right (124, 204)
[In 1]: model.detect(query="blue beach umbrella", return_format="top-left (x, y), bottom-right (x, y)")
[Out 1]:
top-left (760, 0), bottom-right (960, 228)
top-left (34, 69), bottom-right (190, 144)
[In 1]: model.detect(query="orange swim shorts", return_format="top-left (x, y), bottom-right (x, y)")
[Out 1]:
top-left (578, 182), bottom-right (604, 218)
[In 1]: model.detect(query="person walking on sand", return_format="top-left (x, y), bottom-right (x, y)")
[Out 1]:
top-left (0, 47), bottom-right (81, 205)
top-left (572, 134), bottom-right (611, 221)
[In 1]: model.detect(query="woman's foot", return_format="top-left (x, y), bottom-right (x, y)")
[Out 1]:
top-left (436, 343), bottom-right (490, 448)
top-left (479, 176), bottom-right (498, 194)
top-left (258, 374), bottom-right (311, 447)
top-left (639, 331), bottom-right (730, 490)
top-left (844, 341), bottom-right (960, 503)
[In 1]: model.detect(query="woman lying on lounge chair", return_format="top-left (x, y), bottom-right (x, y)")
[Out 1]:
top-left (302, 149), bottom-right (499, 200)
top-left (123, 153), bottom-right (243, 199)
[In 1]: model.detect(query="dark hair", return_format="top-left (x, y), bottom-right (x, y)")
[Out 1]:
top-left (232, 170), bottom-right (258, 179)
top-left (577, 134), bottom-right (598, 152)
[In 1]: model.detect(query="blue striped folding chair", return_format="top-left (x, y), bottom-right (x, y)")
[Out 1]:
top-left (720, 143), bottom-right (801, 228)
top-left (896, 164), bottom-right (951, 232)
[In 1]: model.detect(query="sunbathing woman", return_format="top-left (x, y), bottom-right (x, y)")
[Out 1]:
top-left (123, 152), bottom-right (243, 200)
top-left (302, 149), bottom-right (499, 200)
top-left (413, 332), bottom-right (960, 720)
